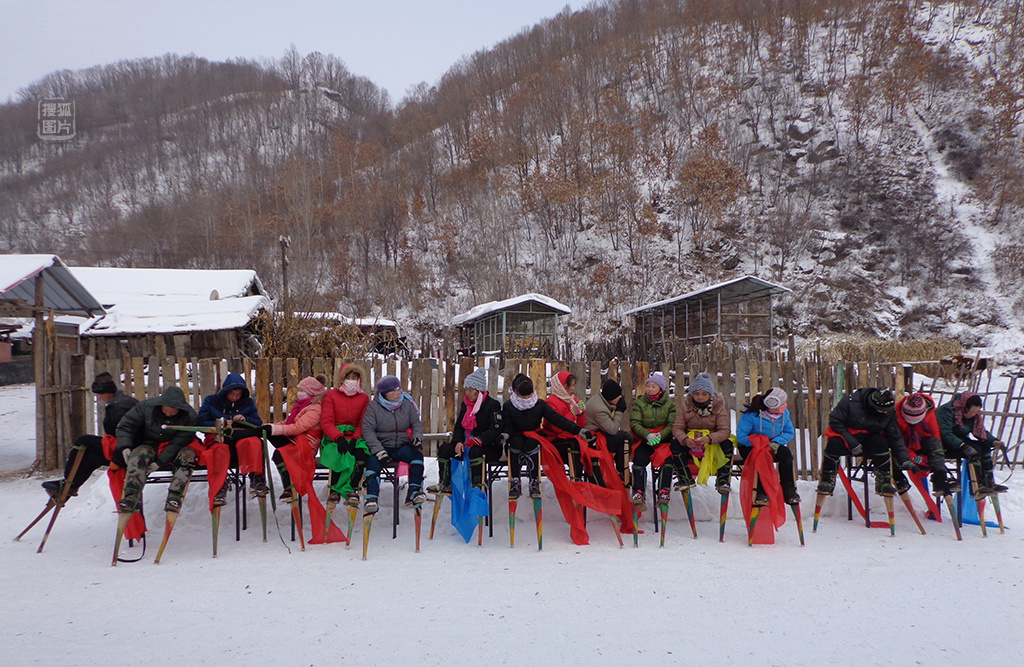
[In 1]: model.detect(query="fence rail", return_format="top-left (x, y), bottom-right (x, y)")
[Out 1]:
top-left (37, 342), bottom-right (1024, 480)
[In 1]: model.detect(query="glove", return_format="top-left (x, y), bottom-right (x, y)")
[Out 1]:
top-left (260, 424), bottom-right (274, 437)
top-left (769, 441), bottom-right (780, 454)
top-left (466, 437), bottom-right (482, 448)
top-left (900, 460), bottom-right (921, 473)
top-left (412, 437), bottom-right (422, 451)
top-left (961, 444), bottom-right (979, 459)
top-left (335, 434), bottom-right (353, 452)
top-left (849, 442), bottom-right (864, 456)
top-left (375, 450), bottom-right (391, 464)
top-left (646, 432), bottom-right (661, 446)
top-left (688, 442), bottom-right (705, 458)
top-left (120, 448), bottom-right (131, 465)
top-left (911, 454), bottom-right (925, 466)
top-left (579, 429), bottom-right (596, 444)
top-left (146, 462), bottom-right (160, 474)
top-left (576, 399), bottom-right (586, 412)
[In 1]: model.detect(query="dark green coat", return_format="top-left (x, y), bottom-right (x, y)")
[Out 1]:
top-left (630, 393), bottom-right (677, 442)
top-left (936, 394), bottom-right (995, 450)
top-left (115, 386), bottom-right (198, 465)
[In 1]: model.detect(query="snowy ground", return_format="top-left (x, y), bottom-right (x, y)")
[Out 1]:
top-left (2, 383), bottom-right (1022, 666)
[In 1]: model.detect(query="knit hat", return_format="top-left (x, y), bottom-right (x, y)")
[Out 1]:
top-left (91, 372), bottom-right (117, 395)
top-left (297, 376), bottom-right (326, 397)
top-left (688, 372), bottom-right (714, 396)
top-left (377, 375), bottom-right (401, 395)
top-left (601, 379), bottom-right (623, 403)
top-left (646, 373), bottom-right (668, 394)
top-left (763, 387), bottom-right (788, 411)
top-left (901, 394), bottom-right (928, 424)
top-left (464, 368), bottom-right (487, 392)
top-left (867, 388), bottom-right (895, 412)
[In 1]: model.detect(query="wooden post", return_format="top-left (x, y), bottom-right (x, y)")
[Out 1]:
top-left (286, 358), bottom-right (299, 407)
top-left (256, 358), bottom-right (271, 422)
top-left (272, 358), bottom-right (284, 423)
top-left (147, 356), bottom-right (160, 398)
top-left (806, 359), bottom-right (820, 480)
top-left (528, 359), bottom-right (546, 399)
top-left (131, 357), bottom-right (146, 401)
top-left (444, 360), bottom-right (456, 431)
top-left (589, 361), bottom-right (602, 399)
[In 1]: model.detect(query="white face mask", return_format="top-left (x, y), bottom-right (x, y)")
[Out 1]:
top-left (343, 379), bottom-right (360, 392)
top-left (296, 390), bottom-right (310, 401)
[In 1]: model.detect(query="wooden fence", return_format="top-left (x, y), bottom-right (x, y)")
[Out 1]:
top-left (38, 345), bottom-right (1024, 481)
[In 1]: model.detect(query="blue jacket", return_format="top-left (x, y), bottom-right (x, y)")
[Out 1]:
top-left (736, 409), bottom-right (794, 447)
top-left (197, 373), bottom-right (262, 427)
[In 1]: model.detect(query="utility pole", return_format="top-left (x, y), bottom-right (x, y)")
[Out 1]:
top-left (279, 235), bottom-right (291, 319)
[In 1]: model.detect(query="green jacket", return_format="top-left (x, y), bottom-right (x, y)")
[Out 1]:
top-left (936, 394), bottom-right (995, 450)
top-left (630, 393), bottom-right (676, 442)
top-left (115, 386), bottom-right (198, 465)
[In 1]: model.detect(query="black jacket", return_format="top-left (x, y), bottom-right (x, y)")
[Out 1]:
top-left (829, 388), bottom-right (908, 461)
top-left (452, 394), bottom-right (503, 446)
top-left (102, 390), bottom-right (139, 437)
top-left (502, 399), bottom-right (580, 437)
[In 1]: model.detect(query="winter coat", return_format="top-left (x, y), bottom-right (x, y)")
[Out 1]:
top-left (452, 394), bottom-right (503, 446)
top-left (197, 373), bottom-right (262, 427)
top-left (362, 394), bottom-right (424, 455)
top-left (630, 393), bottom-right (677, 441)
top-left (936, 394), bottom-right (996, 449)
top-left (895, 394), bottom-right (942, 455)
top-left (321, 362), bottom-right (370, 442)
top-left (736, 409), bottom-right (794, 447)
top-left (502, 399), bottom-right (581, 437)
top-left (672, 393), bottom-right (731, 445)
top-left (270, 398), bottom-right (323, 453)
top-left (542, 395), bottom-right (586, 440)
top-left (115, 386), bottom-right (198, 465)
top-left (102, 390), bottom-right (139, 437)
top-left (585, 394), bottom-right (625, 435)
top-left (826, 388), bottom-right (908, 461)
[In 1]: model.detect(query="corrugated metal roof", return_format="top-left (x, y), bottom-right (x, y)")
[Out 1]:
top-left (453, 293), bottom-right (571, 326)
top-left (0, 254), bottom-right (105, 316)
top-left (624, 276), bottom-right (791, 316)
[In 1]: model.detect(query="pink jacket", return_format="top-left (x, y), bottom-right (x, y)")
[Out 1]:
top-left (270, 399), bottom-right (323, 453)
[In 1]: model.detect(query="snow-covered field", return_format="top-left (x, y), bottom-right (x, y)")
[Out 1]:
top-left (1, 383), bottom-right (1021, 665)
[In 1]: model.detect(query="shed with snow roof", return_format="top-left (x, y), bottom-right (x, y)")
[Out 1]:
top-left (70, 267), bottom-right (271, 360)
top-left (626, 276), bottom-right (791, 364)
top-left (453, 293), bottom-right (570, 360)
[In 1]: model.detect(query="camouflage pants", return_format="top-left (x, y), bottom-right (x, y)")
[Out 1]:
top-left (122, 444), bottom-right (197, 510)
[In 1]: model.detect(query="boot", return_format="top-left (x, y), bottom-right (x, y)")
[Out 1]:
top-left (715, 467), bottom-right (732, 495)
top-left (345, 492), bottom-right (360, 507)
top-left (816, 469), bottom-right (837, 495)
top-left (42, 479), bottom-right (78, 498)
top-left (508, 479), bottom-right (522, 500)
top-left (673, 464), bottom-right (695, 492)
top-left (364, 495), bottom-right (379, 514)
top-left (327, 491), bottom-right (342, 504)
top-left (164, 493), bottom-right (183, 513)
top-left (893, 471), bottom-right (911, 495)
top-left (213, 486), bottom-right (228, 507)
top-left (875, 473), bottom-right (896, 497)
top-left (784, 489), bottom-right (801, 505)
top-left (426, 482), bottom-right (451, 495)
top-left (405, 485), bottom-right (426, 507)
top-left (631, 489), bottom-right (646, 506)
top-left (249, 473), bottom-right (269, 497)
top-left (753, 488), bottom-right (770, 506)
top-left (985, 471), bottom-right (1008, 494)
top-left (657, 488), bottom-right (671, 504)
top-left (529, 479), bottom-right (541, 499)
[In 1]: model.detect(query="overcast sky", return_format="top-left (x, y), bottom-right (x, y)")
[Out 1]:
top-left (0, 0), bottom-right (580, 105)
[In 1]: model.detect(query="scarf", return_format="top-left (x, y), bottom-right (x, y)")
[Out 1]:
top-left (953, 392), bottom-right (987, 440)
top-left (550, 374), bottom-right (582, 416)
top-left (760, 410), bottom-right (783, 422)
top-left (341, 379), bottom-right (362, 397)
top-left (693, 397), bottom-right (713, 418)
top-left (379, 391), bottom-right (417, 412)
top-left (510, 392), bottom-right (538, 411)
top-left (285, 395), bottom-right (313, 425)
top-left (462, 391), bottom-right (486, 434)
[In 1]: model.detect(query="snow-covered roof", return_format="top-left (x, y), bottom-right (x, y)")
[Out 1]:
top-left (83, 295), bottom-right (270, 336)
top-left (70, 267), bottom-right (266, 306)
top-left (625, 276), bottom-right (791, 316)
top-left (452, 293), bottom-right (571, 326)
top-left (0, 254), bottom-right (104, 316)
top-left (292, 312), bottom-right (398, 328)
